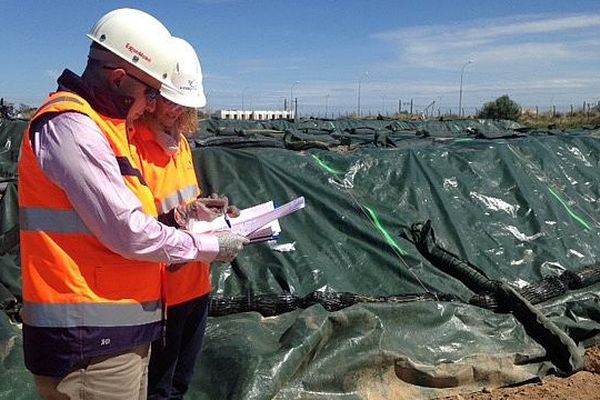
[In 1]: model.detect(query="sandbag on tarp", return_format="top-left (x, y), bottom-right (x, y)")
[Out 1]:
top-left (194, 135), bottom-right (285, 149)
top-left (0, 119), bottom-right (26, 189)
top-left (407, 220), bottom-right (583, 375)
top-left (331, 119), bottom-right (397, 133)
top-left (0, 281), bottom-right (16, 311)
top-left (386, 120), bottom-right (414, 132)
top-left (0, 182), bottom-right (19, 252)
top-left (295, 119), bottom-right (337, 134)
top-left (0, 181), bottom-right (21, 303)
top-left (208, 289), bottom-right (450, 316)
top-left (0, 254), bottom-right (21, 302)
top-left (195, 118), bottom-right (528, 147)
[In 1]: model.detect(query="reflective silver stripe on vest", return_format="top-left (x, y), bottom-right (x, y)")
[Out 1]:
top-left (22, 301), bottom-right (162, 328)
top-left (40, 95), bottom-right (84, 110)
top-left (158, 184), bottom-right (199, 214)
top-left (20, 207), bottom-right (90, 234)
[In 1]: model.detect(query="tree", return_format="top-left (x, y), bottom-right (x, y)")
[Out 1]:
top-left (477, 95), bottom-right (521, 120)
top-left (17, 103), bottom-right (37, 119)
top-left (0, 99), bottom-right (37, 120)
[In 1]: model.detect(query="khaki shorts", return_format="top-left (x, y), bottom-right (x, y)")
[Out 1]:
top-left (34, 345), bottom-right (150, 400)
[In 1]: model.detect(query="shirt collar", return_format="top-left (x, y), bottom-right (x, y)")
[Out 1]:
top-left (56, 69), bottom-right (134, 119)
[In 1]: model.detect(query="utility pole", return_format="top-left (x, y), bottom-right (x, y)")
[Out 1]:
top-left (294, 98), bottom-right (298, 122)
top-left (458, 60), bottom-right (473, 118)
top-left (290, 81), bottom-right (299, 114)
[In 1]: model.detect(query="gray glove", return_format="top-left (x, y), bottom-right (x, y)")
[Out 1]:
top-left (215, 231), bottom-right (249, 263)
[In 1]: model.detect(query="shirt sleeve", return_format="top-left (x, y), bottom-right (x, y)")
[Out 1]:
top-left (31, 112), bottom-right (219, 264)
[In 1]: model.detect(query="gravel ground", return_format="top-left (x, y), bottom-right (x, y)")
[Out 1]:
top-left (436, 345), bottom-right (600, 400)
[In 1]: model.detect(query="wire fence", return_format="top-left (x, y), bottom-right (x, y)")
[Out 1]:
top-left (295, 99), bottom-right (600, 120)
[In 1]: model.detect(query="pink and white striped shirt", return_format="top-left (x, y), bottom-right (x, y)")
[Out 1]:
top-left (29, 111), bottom-right (219, 264)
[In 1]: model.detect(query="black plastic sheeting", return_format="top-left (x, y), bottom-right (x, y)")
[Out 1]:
top-left (2, 118), bottom-right (600, 399)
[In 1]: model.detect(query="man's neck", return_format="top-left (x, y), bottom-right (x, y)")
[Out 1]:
top-left (57, 69), bottom-right (132, 119)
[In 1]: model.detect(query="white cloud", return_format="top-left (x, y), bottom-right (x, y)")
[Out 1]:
top-left (460, 14), bottom-right (600, 39)
top-left (208, 13), bottom-right (600, 113)
top-left (374, 13), bottom-right (600, 69)
top-left (469, 42), bottom-right (573, 64)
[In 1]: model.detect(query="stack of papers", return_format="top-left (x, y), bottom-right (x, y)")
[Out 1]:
top-left (188, 196), bottom-right (305, 243)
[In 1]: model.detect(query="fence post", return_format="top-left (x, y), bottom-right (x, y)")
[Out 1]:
top-left (588, 103), bottom-right (591, 119)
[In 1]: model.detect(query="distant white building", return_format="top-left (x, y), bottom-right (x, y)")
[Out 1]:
top-left (216, 110), bottom-right (294, 120)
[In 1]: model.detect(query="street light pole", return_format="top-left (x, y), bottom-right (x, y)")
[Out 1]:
top-left (290, 81), bottom-right (300, 116)
top-left (205, 89), bottom-right (213, 115)
top-left (458, 60), bottom-right (473, 118)
top-left (358, 71), bottom-right (368, 117)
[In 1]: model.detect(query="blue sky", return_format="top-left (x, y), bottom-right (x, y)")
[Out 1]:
top-left (2, 0), bottom-right (600, 116)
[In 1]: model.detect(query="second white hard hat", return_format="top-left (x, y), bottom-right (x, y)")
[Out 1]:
top-left (87, 8), bottom-right (177, 90)
top-left (160, 37), bottom-right (207, 108)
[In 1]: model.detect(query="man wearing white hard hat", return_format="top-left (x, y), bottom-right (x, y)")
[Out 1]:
top-left (131, 37), bottom-right (242, 400)
top-left (18, 9), bottom-right (247, 399)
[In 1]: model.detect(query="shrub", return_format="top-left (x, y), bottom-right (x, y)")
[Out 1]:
top-left (478, 95), bottom-right (521, 120)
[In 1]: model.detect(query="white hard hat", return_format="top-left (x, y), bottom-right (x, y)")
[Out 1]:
top-left (87, 8), bottom-right (177, 90)
top-left (160, 37), bottom-right (207, 108)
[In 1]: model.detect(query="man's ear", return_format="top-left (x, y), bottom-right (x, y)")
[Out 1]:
top-left (109, 68), bottom-right (127, 89)
top-left (145, 98), bottom-right (157, 113)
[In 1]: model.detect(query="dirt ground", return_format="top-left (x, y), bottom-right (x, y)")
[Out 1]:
top-left (437, 346), bottom-right (600, 400)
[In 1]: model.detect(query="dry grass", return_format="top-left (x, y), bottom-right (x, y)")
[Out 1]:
top-left (518, 110), bottom-right (600, 130)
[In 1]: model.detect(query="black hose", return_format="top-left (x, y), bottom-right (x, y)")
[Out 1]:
top-left (407, 219), bottom-right (584, 375)
top-left (208, 290), bottom-right (450, 317)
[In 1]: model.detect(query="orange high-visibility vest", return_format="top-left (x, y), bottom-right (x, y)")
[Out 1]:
top-left (131, 121), bottom-right (210, 306)
top-left (19, 91), bottom-right (163, 375)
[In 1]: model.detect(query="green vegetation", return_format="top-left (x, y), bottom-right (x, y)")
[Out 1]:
top-left (477, 95), bottom-right (521, 120)
top-left (473, 94), bottom-right (600, 129)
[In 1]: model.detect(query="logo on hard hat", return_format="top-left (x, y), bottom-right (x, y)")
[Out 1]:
top-left (125, 43), bottom-right (151, 63)
top-left (180, 79), bottom-right (198, 91)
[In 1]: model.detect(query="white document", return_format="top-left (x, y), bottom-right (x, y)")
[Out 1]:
top-left (188, 196), bottom-right (305, 242)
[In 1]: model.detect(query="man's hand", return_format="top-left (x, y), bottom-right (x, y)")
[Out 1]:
top-left (215, 231), bottom-right (249, 263)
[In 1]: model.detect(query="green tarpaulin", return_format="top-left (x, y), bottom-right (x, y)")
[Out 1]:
top-left (1, 118), bottom-right (600, 399)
